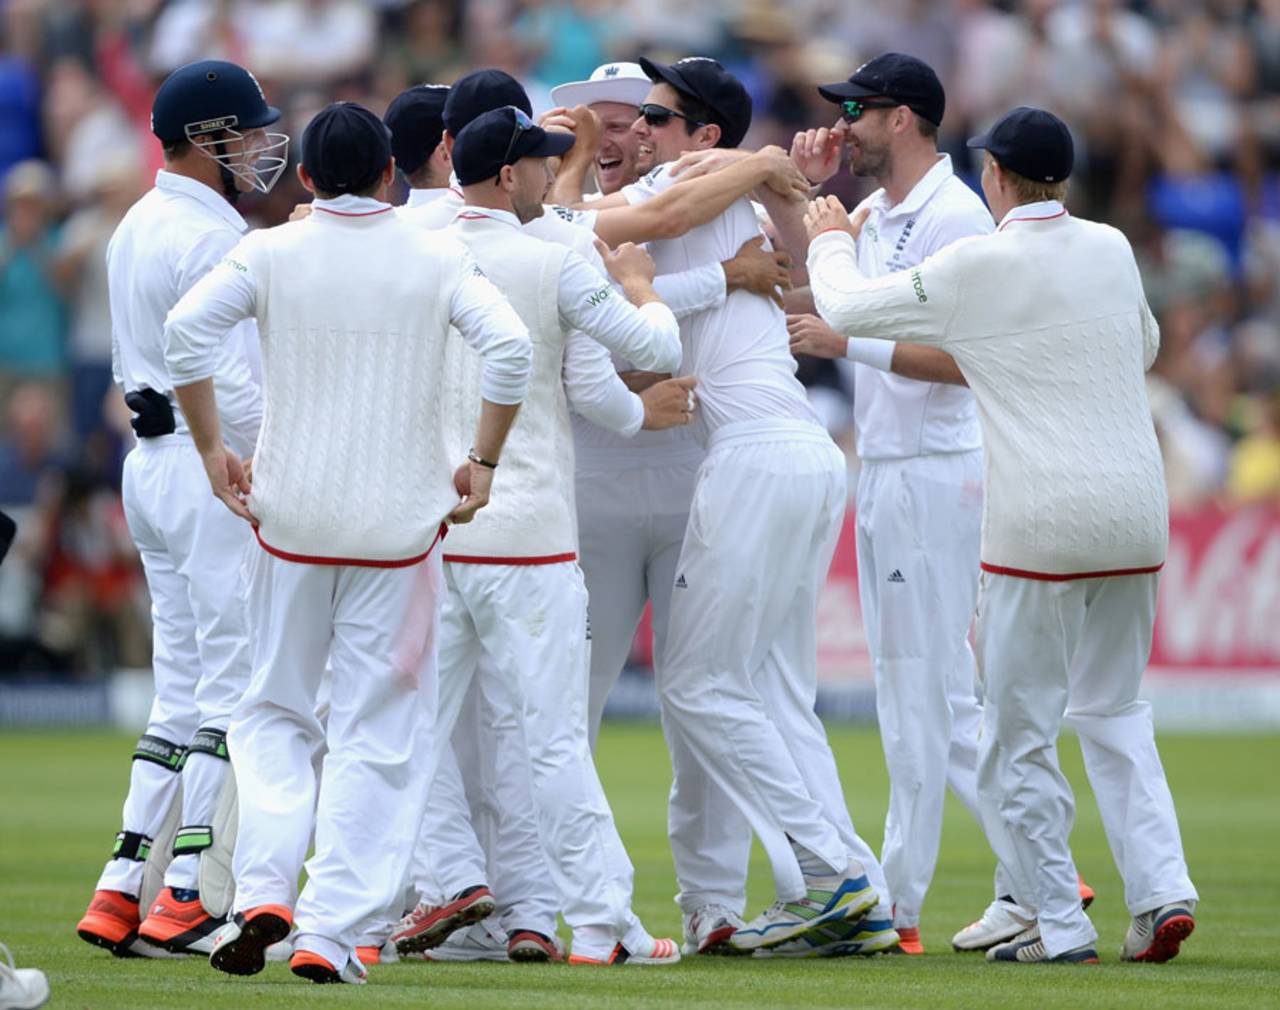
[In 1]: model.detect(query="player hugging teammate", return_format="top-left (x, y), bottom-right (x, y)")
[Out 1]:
top-left (75, 49), bottom-right (1196, 984)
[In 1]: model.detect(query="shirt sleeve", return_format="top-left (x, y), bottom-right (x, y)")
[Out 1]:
top-left (164, 239), bottom-right (260, 385)
top-left (807, 230), bottom-right (960, 346)
top-left (562, 328), bottom-right (644, 436)
top-left (620, 164), bottom-right (675, 206)
top-left (653, 263), bottom-right (726, 319)
top-left (448, 250), bottom-right (532, 405)
top-left (557, 251), bottom-right (682, 372)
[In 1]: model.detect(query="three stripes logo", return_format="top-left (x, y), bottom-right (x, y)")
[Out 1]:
top-left (675, 574), bottom-right (688, 589)
top-left (887, 569), bottom-right (905, 584)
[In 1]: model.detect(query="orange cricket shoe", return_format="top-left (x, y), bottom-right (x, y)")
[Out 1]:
top-left (77, 890), bottom-right (142, 956)
top-left (210, 904), bottom-right (294, 977)
top-left (290, 949), bottom-right (368, 984)
top-left (1079, 876), bottom-right (1096, 909)
top-left (137, 887), bottom-right (225, 954)
top-left (895, 926), bottom-right (924, 955)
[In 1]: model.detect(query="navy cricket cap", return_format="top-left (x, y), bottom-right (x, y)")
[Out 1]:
top-left (967, 106), bottom-right (1074, 183)
top-left (638, 56), bottom-right (752, 148)
top-left (385, 84), bottom-right (450, 177)
top-left (818, 52), bottom-right (945, 127)
top-left (152, 59), bottom-right (280, 142)
top-left (301, 102), bottom-right (392, 196)
top-left (443, 69), bottom-right (533, 137)
top-left (452, 106), bottom-right (575, 186)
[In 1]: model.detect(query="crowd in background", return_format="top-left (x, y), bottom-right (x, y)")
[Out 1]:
top-left (1, 0), bottom-right (1279, 675)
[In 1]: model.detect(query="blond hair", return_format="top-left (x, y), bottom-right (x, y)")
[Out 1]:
top-left (986, 152), bottom-right (1069, 204)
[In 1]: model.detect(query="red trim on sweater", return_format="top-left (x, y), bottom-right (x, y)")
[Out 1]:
top-left (443, 551), bottom-right (576, 566)
top-left (256, 524), bottom-right (446, 567)
top-left (980, 560), bottom-right (1163, 581)
top-left (314, 206), bottom-right (393, 218)
top-left (997, 209), bottom-right (1068, 231)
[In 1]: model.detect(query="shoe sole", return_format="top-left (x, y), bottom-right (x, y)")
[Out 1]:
top-left (1131, 915), bottom-right (1195, 963)
top-left (508, 938), bottom-right (554, 963)
top-left (393, 894), bottom-right (496, 955)
top-left (210, 912), bottom-right (292, 976)
top-left (77, 923), bottom-right (142, 959)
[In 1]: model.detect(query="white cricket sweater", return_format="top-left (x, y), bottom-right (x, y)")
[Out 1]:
top-left (165, 196), bottom-right (531, 564)
top-left (808, 201), bottom-right (1167, 579)
top-left (440, 208), bottom-right (681, 562)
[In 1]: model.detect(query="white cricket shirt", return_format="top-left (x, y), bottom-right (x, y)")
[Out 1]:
top-left (847, 154), bottom-right (993, 460)
top-left (108, 170), bottom-right (261, 456)
top-left (622, 163), bottom-right (818, 442)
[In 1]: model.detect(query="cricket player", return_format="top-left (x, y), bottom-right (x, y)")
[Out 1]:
top-left (382, 69), bottom-right (799, 963)
top-left (77, 59), bottom-right (288, 959)
top-left (407, 105), bottom-right (687, 967)
top-left (806, 106), bottom-right (1198, 964)
top-left (786, 52), bottom-right (1027, 954)
top-left (164, 101), bottom-right (532, 985)
top-left (578, 56), bottom-right (894, 954)
top-left (546, 61), bottom-right (790, 756)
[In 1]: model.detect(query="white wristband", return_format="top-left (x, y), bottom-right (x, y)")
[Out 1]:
top-left (846, 337), bottom-right (896, 373)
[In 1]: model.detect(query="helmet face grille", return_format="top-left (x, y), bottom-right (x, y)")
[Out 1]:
top-left (186, 124), bottom-right (291, 195)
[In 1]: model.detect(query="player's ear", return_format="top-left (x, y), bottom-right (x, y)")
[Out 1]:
top-left (297, 163), bottom-right (316, 195)
top-left (498, 163), bottom-right (517, 192)
top-left (700, 122), bottom-right (722, 149)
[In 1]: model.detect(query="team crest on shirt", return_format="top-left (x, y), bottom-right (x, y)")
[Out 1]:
top-left (552, 205), bottom-right (578, 223)
top-left (643, 165), bottom-right (666, 186)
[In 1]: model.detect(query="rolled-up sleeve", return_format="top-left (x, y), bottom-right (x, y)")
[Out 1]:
top-left (562, 329), bottom-right (644, 436)
top-left (164, 243), bottom-right (259, 385)
top-left (557, 251), bottom-right (681, 372)
top-left (448, 251), bottom-right (532, 404)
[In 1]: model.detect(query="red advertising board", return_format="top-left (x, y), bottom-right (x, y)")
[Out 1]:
top-left (632, 505), bottom-right (1280, 681)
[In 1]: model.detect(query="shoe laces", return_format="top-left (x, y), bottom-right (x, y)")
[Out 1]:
top-left (396, 902), bottom-right (439, 930)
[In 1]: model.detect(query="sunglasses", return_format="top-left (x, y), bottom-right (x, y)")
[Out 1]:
top-left (839, 98), bottom-right (901, 123)
top-left (501, 106), bottom-right (536, 166)
top-left (639, 103), bottom-right (706, 129)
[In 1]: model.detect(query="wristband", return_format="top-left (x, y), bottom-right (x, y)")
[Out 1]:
top-left (467, 449), bottom-right (498, 469)
top-left (846, 337), bottom-right (896, 373)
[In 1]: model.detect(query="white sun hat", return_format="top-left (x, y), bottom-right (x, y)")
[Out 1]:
top-left (549, 62), bottom-right (652, 110)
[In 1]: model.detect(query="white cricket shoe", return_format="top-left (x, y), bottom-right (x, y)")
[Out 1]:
top-left (730, 862), bottom-right (878, 952)
top-left (952, 897), bottom-right (1036, 951)
top-left (1121, 901), bottom-right (1196, 963)
top-left (423, 922), bottom-right (510, 962)
top-left (752, 912), bottom-right (900, 958)
top-left (0, 944), bottom-right (48, 1010)
top-left (986, 925), bottom-right (1098, 964)
top-left (682, 905), bottom-right (747, 956)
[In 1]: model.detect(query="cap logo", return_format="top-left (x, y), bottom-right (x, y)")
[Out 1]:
top-left (604, 65), bottom-right (619, 77)
top-left (675, 57), bottom-right (718, 67)
top-left (245, 69), bottom-right (267, 103)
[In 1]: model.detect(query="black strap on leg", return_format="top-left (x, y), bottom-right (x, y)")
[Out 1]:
top-left (113, 831), bottom-right (152, 862)
top-left (185, 727), bottom-right (229, 762)
top-left (132, 735), bottom-right (186, 772)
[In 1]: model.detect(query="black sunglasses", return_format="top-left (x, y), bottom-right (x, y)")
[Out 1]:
top-left (839, 98), bottom-right (901, 123)
top-left (639, 103), bottom-right (706, 129)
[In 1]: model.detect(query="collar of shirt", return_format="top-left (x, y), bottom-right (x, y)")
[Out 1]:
top-left (453, 205), bottom-right (521, 229)
top-left (405, 187), bottom-right (451, 209)
top-left (155, 170), bottom-right (247, 233)
top-left (872, 154), bottom-right (954, 219)
top-left (997, 199), bottom-right (1067, 231)
top-left (311, 194), bottom-right (394, 218)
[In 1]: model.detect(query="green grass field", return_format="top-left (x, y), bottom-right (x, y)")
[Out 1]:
top-left (1, 725), bottom-right (1276, 1009)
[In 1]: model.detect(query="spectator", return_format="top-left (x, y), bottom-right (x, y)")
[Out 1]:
top-left (0, 383), bottom-right (66, 508)
top-left (0, 161), bottom-right (67, 400)
top-left (1229, 391), bottom-right (1280, 504)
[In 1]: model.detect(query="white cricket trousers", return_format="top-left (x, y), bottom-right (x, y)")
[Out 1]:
top-left (974, 570), bottom-right (1198, 956)
top-left (229, 546), bottom-right (442, 971)
top-left (576, 454), bottom-right (747, 914)
top-left (576, 453), bottom-right (700, 745)
top-left (856, 449), bottom-right (1015, 926)
top-left (432, 560), bottom-right (646, 959)
top-left (661, 419), bottom-right (888, 903)
top-left (410, 652), bottom-right (558, 937)
top-left (99, 435), bottom-right (252, 896)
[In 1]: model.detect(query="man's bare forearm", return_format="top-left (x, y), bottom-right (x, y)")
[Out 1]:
top-left (890, 344), bottom-right (968, 386)
top-left (472, 400), bottom-right (521, 463)
top-left (173, 379), bottom-right (225, 458)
